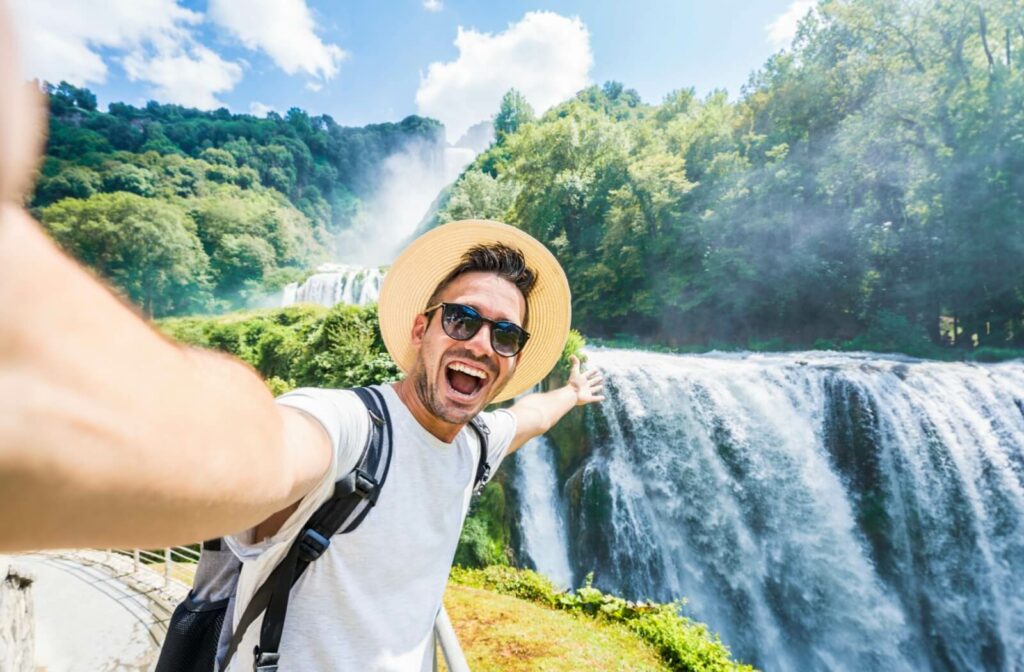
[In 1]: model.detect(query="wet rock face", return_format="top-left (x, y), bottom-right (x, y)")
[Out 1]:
top-left (0, 562), bottom-right (35, 672)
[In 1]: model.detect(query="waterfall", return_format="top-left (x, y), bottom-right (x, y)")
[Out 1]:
top-left (280, 265), bottom-right (384, 308)
top-left (513, 436), bottom-right (574, 589)
top-left (534, 347), bottom-right (1024, 672)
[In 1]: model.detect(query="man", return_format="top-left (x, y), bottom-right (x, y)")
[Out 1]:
top-left (0, 7), bottom-right (603, 669)
top-left (221, 222), bottom-right (603, 670)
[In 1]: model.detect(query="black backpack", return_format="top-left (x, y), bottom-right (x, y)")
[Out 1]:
top-left (154, 386), bottom-right (491, 672)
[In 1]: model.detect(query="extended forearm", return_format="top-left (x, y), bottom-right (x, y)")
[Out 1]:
top-left (519, 385), bottom-right (577, 433)
top-left (507, 355), bottom-right (604, 453)
top-left (0, 208), bottom-right (303, 551)
top-left (507, 384), bottom-right (578, 453)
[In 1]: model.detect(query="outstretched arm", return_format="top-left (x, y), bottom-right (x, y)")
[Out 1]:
top-left (0, 208), bottom-right (332, 552)
top-left (506, 355), bottom-right (604, 454)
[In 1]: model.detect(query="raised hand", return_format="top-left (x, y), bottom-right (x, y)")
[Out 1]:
top-left (567, 354), bottom-right (605, 406)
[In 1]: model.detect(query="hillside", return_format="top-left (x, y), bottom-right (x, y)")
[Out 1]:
top-left (434, 2), bottom-right (1024, 355)
top-left (29, 83), bottom-right (442, 315)
top-left (443, 584), bottom-right (669, 672)
top-left (30, 1), bottom-right (1024, 355)
top-left (446, 567), bottom-right (752, 672)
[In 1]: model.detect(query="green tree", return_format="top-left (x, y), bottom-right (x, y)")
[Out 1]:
top-left (437, 170), bottom-right (518, 223)
top-left (41, 193), bottom-right (211, 317)
top-left (101, 163), bottom-right (156, 196)
top-left (494, 89), bottom-right (535, 138)
top-left (34, 166), bottom-right (101, 205)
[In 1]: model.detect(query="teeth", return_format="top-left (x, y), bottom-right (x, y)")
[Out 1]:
top-left (449, 362), bottom-right (487, 380)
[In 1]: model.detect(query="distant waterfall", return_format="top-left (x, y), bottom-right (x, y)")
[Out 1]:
top-left (513, 437), bottom-right (574, 589)
top-left (280, 265), bottom-right (384, 308)
top-left (534, 348), bottom-right (1024, 672)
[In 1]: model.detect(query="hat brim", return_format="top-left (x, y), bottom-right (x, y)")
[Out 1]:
top-left (378, 219), bottom-right (571, 403)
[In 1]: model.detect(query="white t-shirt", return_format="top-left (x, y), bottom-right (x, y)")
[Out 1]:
top-left (222, 384), bottom-right (515, 671)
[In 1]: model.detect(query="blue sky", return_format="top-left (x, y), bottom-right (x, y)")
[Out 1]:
top-left (12, 0), bottom-right (815, 138)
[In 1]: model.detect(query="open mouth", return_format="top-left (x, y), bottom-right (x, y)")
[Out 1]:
top-left (444, 360), bottom-right (489, 401)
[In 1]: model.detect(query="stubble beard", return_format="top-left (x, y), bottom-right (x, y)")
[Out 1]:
top-left (412, 362), bottom-right (473, 426)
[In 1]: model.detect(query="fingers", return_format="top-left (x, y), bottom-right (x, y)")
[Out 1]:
top-left (568, 356), bottom-right (606, 404)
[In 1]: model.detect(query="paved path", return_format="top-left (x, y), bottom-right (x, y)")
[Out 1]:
top-left (2, 551), bottom-right (187, 672)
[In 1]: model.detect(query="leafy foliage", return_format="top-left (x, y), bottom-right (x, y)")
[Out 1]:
top-left (439, 1), bottom-right (1024, 354)
top-left (158, 303), bottom-right (400, 390)
top-left (454, 482), bottom-right (511, 568)
top-left (31, 84), bottom-right (442, 316)
top-left (494, 88), bottom-right (535, 138)
top-left (42, 192), bottom-right (211, 316)
top-left (451, 566), bottom-right (754, 672)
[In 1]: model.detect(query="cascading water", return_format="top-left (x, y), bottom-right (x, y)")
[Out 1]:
top-left (512, 436), bottom-right (574, 589)
top-left (280, 265), bottom-right (384, 308)
top-left (532, 347), bottom-right (1024, 672)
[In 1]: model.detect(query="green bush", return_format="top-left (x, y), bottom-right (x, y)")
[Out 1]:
top-left (967, 346), bottom-right (1024, 363)
top-left (840, 311), bottom-right (939, 358)
top-left (454, 482), bottom-right (510, 568)
top-left (453, 517), bottom-right (506, 568)
top-left (558, 328), bottom-right (587, 371)
top-left (159, 303), bottom-right (399, 390)
top-left (451, 566), bottom-right (754, 672)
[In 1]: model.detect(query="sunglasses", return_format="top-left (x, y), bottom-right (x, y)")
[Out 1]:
top-left (424, 302), bottom-right (530, 357)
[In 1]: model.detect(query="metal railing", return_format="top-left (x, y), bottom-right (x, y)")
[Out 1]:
top-left (113, 544), bottom-right (471, 670)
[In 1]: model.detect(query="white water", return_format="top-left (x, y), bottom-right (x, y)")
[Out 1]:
top-left (281, 265), bottom-right (384, 308)
top-left (514, 437), bottom-right (574, 589)
top-left (525, 348), bottom-right (1024, 672)
top-left (334, 140), bottom-right (477, 266)
top-left (283, 133), bottom-right (481, 306)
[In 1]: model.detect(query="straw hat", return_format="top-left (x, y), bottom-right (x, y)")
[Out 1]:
top-left (379, 219), bottom-right (571, 403)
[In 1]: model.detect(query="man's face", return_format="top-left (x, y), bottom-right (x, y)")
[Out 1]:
top-left (408, 271), bottom-right (526, 426)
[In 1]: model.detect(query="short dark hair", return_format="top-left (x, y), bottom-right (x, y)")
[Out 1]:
top-left (427, 243), bottom-right (537, 326)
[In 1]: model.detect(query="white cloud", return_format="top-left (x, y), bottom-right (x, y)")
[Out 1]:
top-left (423, 0), bottom-right (443, 12)
top-left (415, 11), bottom-right (592, 141)
top-left (766, 0), bottom-right (816, 50)
top-left (208, 0), bottom-right (346, 84)
top-left (9, 0), bottom-right (200, 85)
top-left (249, 101), bottom-right (276, 117)
top-left (123, 44), bottom-right (243, 109)
top-left (305, 81), bottom-right (324, 92)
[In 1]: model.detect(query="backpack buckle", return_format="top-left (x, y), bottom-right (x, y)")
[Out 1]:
top-left (253, 646), bottom-right (280, 671)
top-left (474, 464), bottom-right (491, 496)
top-left (353, 468), bottom-right (380, 505)
top-left (298, 529), bottom-right (331, 562)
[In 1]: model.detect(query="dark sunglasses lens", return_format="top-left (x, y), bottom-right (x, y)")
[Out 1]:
top-left (492, 324), bottom-right (525, 356)
top-left (442, 304), bottom-right (482, 340)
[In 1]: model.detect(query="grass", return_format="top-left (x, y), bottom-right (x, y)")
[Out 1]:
top-left (449, 566), bottom-right (754, 672)
top-left (159, 559), bottom-right (690, 670)
top-left (441, 583), bottom-right (670, 672)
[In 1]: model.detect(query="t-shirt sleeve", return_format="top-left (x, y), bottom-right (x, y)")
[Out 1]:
top-left (477, 407), bottom-right (517, 482)
top-left (224, 388), bottom-right (368, 561)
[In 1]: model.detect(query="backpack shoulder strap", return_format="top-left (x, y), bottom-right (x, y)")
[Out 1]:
top-left (222, 386), bottom-right (393, 672)
top-left (468, 416), bottom-right (491, 495)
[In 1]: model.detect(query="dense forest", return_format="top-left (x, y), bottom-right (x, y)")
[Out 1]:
top-left (31, 84), bottom-right (441, 314)
top-left (436, 0), bottom-right (1024, 356)
top-left (29, 0), bottom-right (1024, 356)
